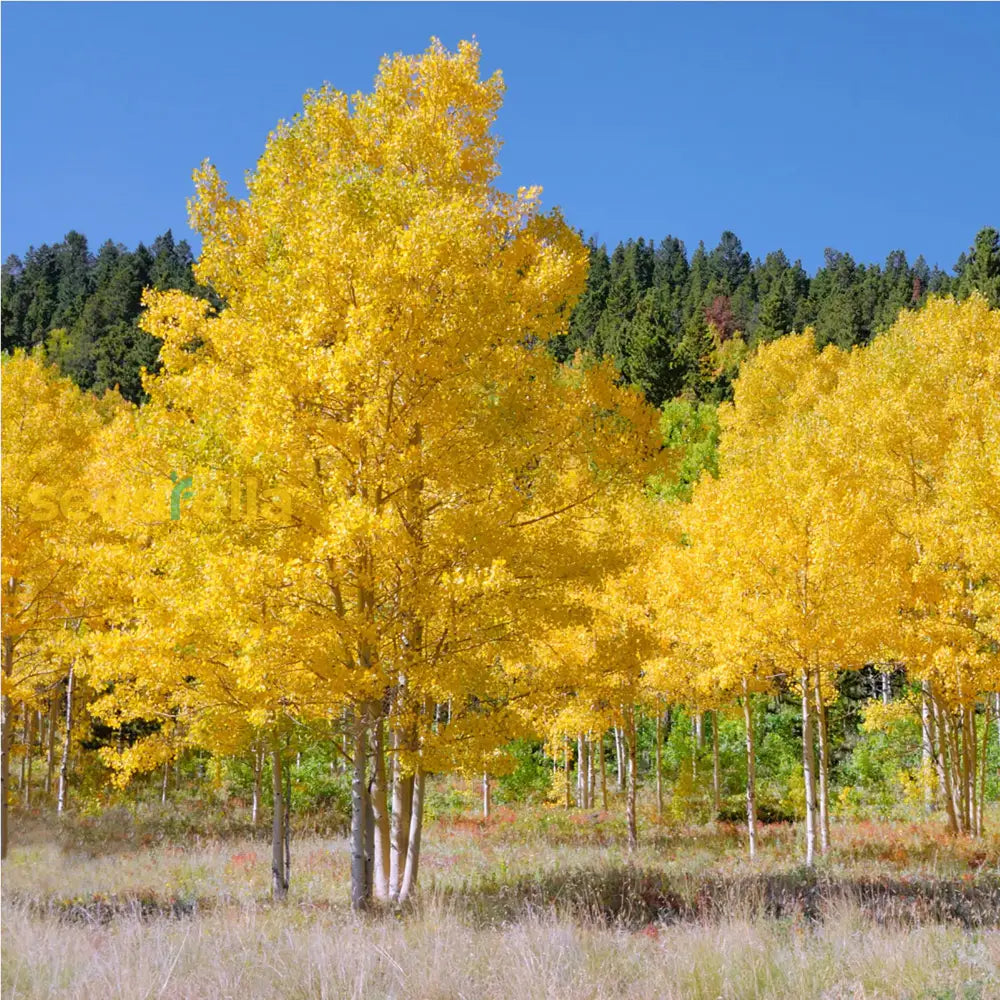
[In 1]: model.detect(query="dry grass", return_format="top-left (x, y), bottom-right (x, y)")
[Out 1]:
top-left (3, 806), bottom-right (1000, 999)
top-left (4, 898), bottom-right (999, 1000)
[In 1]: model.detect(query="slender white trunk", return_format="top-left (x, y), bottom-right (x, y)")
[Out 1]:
top-left (614, 726), bottom-right (625, 791)
top-left (599, 731), bottom-right (607, 810)
top-left (388, 728), bottom-right (413, 903)
top-left (482, 773), bottom-right (491, 819)
top-left (801, 669), bottom-right (817, 867)
top-left (625, 709), bottom-right (638, 851)
top-left (813, 673), bottom-right (830, 854)
top-left (398, 767), bottom-right (425, 903)
top-left (57, 668), bottom-right (74, 816)
top-left (564, 740), bottom-right (571, 809)
top-left (655, 710), bottom-right (663, 821)
top-left (370, 718), bottom-right (390, 901)
top-left (252, 746), bottom-right (263, 827)
top-left (271, 743), bottom-right (288, 900)
top-left (45, 692), bottom-right (57, 798)
top-left (743, 681), bottom-right (757, 860)
top-left (712, 709), bottom-right (721, 819)
top-left (350, 714), bottom-right (370, 911)
top-left (922, 682), bottom-right (936, 812)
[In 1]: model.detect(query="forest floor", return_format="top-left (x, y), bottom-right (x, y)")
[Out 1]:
top-left (3, 802), bottom-right (1000, 1000)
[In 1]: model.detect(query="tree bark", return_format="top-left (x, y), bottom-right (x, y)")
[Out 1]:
top-left (398, 766), bottom-right (425, 904)
top-left (624, 708), bottom-right (638, 851)
top-left (813, 673), bottom-right (830, 854)
top-left (801, 669), bottom-right (817, 867)
top-left (388, 725), bottom-right (414, 904)
top-left (1, 634), bottom-right (14, 858)
top-left (742, 680), bottom-right (757, 860)
top-left (921, 681), bottom-right (936, 812)
top-left (615, 726), bottom-right (625, 791)
top-left (57, 667), bottom-right (74, 816)
top-left (271, 742), bottom-right (288, 900)
top-left (655, 709), bottom-right (663, 822)
top-left (712, 709), bottom-right (722, 819)
top-left (350, 712), bottom-right (371, 911)
top-left (45, 691), bottom-right (57, 798)
top-left (935, 697), bottom-right (959, 835)
top-left (370, 718), bottom-right (390, 901)
top-left (22, 708), bottom-right (34, 808)
top-left (252, 745), bottom-right (263, 827)
top-left (563, 740), bottom-right (571, 809)
top-left (599, 730), bottom-right (607, 810)
top-left (482, 772), bottom-right (491, 819)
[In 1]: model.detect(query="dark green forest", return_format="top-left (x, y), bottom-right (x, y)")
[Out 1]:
top-left (3, 225), bottom-right (998, 406)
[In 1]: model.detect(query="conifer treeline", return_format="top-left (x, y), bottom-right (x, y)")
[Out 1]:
top-left (0, 231), bottom-right (214, 402)
top-left (553, 225), bottom-right (1000, 404)
top-left (3, 225), bottom-right (998, 406)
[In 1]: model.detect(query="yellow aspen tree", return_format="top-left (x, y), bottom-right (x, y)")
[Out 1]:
top-left (0, 352), bottom-right (110, 857)
top-left (821, 295), bottom-right (1000, 835)
top-left (134, 40), bottom-right (661, 909)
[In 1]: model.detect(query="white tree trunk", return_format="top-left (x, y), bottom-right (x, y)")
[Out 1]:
top-left (742, 680), bottom-right (757, 860)
top-left (57, 668), bottom-right (74, 816)
top-left (801, 669), bottom-right (817, 867)
top-left (398, 767), bottom-right (425, 904)
top-left (271, 743), bottom-right (288, 900)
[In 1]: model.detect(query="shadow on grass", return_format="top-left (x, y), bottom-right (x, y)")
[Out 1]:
top-left (443, 864), bottom-right (1000, 930)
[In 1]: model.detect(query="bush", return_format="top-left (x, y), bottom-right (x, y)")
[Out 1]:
top-left (496, 740), bottom-right (553, 805)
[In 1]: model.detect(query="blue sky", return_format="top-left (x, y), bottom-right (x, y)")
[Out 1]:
top-left (2, 2), bottom-right (998, 272)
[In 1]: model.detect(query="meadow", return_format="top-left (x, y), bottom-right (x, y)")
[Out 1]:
top-left (4, 788), bottom-right (1000, 1000)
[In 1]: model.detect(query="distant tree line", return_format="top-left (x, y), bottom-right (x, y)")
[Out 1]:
top-left (552, 225), bottom-right (1000, 405)
top-left (1, 230), bottom-right (213, 402)
top-left (3, 225), bottom-right (998, 406)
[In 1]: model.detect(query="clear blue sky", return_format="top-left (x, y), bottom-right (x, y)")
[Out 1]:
top-left (3, 2), bottom-right (998, 272)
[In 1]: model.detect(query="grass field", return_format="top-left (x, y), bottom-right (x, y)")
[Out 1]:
top-left (3, 802), bottom-right (1000, 1000)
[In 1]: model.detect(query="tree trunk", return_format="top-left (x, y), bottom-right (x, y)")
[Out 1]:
top-left (22, 708), bottom-right (34, 808)
top-left (742, 681), bottom-right (757, 860)
top-left (57, 667), bottom-right (74, 816)
top-left (801, 669), bottom-right (817, 867)
top-left (576, 733), bottom-right (586, 808)
top-left (350, 712), bottom-right (371, 911)
top-left (398, 766), bottom-right (425, 904)
top-left (482, 772), bottom-right (491, 819)
top-left (1, 634), bottom-right (14, 858)
top-left (615, 726), bottom-right (625, 791)
top-left (587, 733), bottom-right (597, 809)
top-left (271, 743), bottom-right (288, 900)
top-left (160, 758), bottom-right (169, 805)
top-left (45, 691), bottom-right (57, 798)
top-left (935, 697), bottom-right (959, 835)
top-left (694, 711), bottom-right (704, 749)
top-left (813, 673), bottom-right (830, 854)
top-left (599, 730), bottom-right (607, 810)
top-left (388, 725), bottom-right (414, 904)
top-left (881, 670), bottom-right (891, 705)
top-left (252, 745), bottom-right (263, 827)
top-left (922, 681), bottom-right (936, 812)
top-left (624, 708), bottom-right (638, 851)
top-left (563, 740), bottom-right (571, 809)
top-left (655, 709), bottom-right (663, 822)
top-left (712, 709), bottom-right (721, 819)
top-left (370, 718), bottom-right (390, 901)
